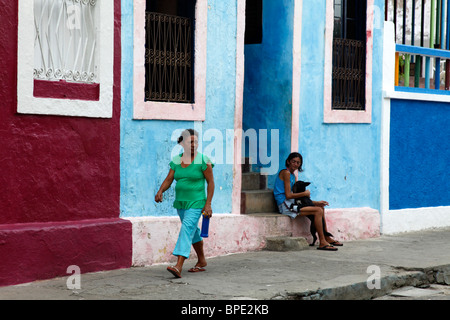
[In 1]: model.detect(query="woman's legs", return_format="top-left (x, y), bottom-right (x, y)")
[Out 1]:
top-left (192, 240), bottom-right (207, 268)
top-left (298, 206), bottom-right (331, 248)
top-left (171, 208), bottom-right (205, 273)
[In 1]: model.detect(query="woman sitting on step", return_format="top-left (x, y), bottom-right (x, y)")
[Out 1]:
top-left (273, 152), bottom-right (342, 251)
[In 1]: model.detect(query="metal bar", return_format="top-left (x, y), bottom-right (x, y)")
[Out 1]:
top-left (394, 0), bottom-right (397, 39)
top-left (405, 54), bottom-right (411, 87)
top-left (395, 52), bottom-right (400, 86)
top-left (403, 0), bottom-right (407, 44)
top-left (435, 57), bottom-right (441, 89)
top-left (441, 0), bottom-right (446, 48)
top-left (425, 57), bottom-right (431, 88)
top-left (436, 0), bottom-right (441, 47)
top-left (415, 56), bottom-right (421, 87)
top-left (396, 43), bottom-right (450, 58)
top-left (421, 0), bottom-right (425, 48)
top-left (446, 60), bottom-right (450, 89)
top-left (431, 0), bottom-right (436, 49)
top-left (385, 0), bottom-right (389, 21)
top-left (447, 0), bottom-right (450, 49)
top-left (412, 0), bottom-right (415, 47)
top-left (412, 0), bottom-right (415, 63)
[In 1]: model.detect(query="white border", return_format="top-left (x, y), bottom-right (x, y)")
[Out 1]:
top-left (382, 207), bottom-right (450, 234)
top-left (232, 0), bottom-right (246, 214)
top-left (384, 90), bottom-right (450, 102)
top-left (17, 0), bottom-right (115, 118)
top-left (291, 0), bottom-right (302, 151)
top-left (132, 0), bottom-right (207, 121)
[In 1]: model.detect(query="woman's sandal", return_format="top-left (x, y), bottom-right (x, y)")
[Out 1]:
top-left (167, 266), bottom-right (182, 278)
top-left (329, 241), bottom-right (343, 246)
top-left (188, 266), bottom-right (206, 273)
top-left (317, 245), bottom-right (338, 251)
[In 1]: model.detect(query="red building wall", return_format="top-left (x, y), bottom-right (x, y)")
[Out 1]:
top-left (0, 0), bottom-right (131, 286)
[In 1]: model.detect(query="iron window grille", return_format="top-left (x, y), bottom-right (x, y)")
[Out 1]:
top-left (332, 0), bottom-right (367, 111)
top-left (145, 12), bottom-right (194, 103)
top-left (34, 0), bottom-right (98, 84)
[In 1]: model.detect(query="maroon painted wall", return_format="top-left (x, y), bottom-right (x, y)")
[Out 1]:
top-left (0, 0), bottom-right (131, 286)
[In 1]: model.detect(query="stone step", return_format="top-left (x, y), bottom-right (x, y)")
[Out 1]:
top-left (242, 172), bottom-right (267, 191)
top-left (241, 189), bottom-right (278, 214)
top-left (264, 236), bottom-right (309, 251)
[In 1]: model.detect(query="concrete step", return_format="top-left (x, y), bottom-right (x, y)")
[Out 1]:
top-left (240, 189), bottom-right (278, 214)
top-left (242, 172), bottom-right (267, 190)
top-left (265, 236), bottom-right (309, 251)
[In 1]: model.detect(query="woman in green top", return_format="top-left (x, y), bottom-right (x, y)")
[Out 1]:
top-left (155, 129), bottom-right (215, 278)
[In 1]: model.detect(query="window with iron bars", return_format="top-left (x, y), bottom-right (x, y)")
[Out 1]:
top-left (34, 0), bottom-right (98, 84)
top-left (332, 0), bottom-right (367, 110)
top-left (145, 0), bottom-right (195, 104)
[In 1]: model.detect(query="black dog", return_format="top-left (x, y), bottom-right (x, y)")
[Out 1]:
top-left (291, 181), bottom-right (333, 246)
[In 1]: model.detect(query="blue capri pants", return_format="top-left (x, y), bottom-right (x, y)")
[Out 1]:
top-left (173, 208), bottom-right (203, 258)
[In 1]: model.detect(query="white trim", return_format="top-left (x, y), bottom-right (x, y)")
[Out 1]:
top-left (132, 0), bottom-right (207, 121)
top-left (17, 0), bottom-right (114, 118)
top-left (384, 90), bottom-right (450, 102)
top-left (291, 0), bottom-right (302, 152)
top-left (382, 206), bottom-right (450, 234)
top-left (232, 0), bottom-right (246, 215)
top-left (380, 22), bottom-right (395, 220)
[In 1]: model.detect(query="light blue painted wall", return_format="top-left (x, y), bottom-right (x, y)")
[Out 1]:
top-left (297, 0), bottom-right (384, 210)
top-left (120, 0), bottom-right (237, 217)
top-left (243, 0), bottom-right (294, 186)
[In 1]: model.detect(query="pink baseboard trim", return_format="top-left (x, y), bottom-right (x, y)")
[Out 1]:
top-left (128, 208), bottom-right (380, 266)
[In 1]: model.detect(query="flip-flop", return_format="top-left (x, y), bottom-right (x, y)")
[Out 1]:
top-left (167, 266), bottom-right (182, 278)
top-left (317, 245), bottom-right (338, 251)
top-left (188, 266), bottom-right (206, 273)
top-left (329, 241), bottom-right (343, 246)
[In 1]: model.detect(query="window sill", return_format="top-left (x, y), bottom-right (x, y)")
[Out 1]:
top-left (33, 80), bottom-right (100, 101)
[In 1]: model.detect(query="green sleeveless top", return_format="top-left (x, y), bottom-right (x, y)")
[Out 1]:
top-left (169, 153), bottom-right (214, 209)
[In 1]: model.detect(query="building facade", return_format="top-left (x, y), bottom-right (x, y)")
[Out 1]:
top-left (1, 0), bottom-right (448, 286)
top-left (0, 0), bottom-right (131, 286)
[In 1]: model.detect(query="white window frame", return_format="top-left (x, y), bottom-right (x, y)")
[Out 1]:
top-left (17, 0), bottom-right (114, 118)
top-left (132, 0), bottom-right (207, 121)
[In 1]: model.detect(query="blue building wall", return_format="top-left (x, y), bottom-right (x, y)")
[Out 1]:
top-left (389, 99), bottom-right (450, 210)
top-left (120, 0), bottom-right (237, 217)
top-left (120, 0), bottom-right (386, 217)
top-left (297, 0), bottom-right (384, 210)
top-left (243, 0), bottom-right (294, 184)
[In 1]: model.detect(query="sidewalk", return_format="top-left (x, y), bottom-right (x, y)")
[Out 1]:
top-left (0, 227), bottom-right (449, 300)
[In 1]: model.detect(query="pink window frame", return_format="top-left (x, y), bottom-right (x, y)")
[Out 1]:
top-left (323, 0), bottom-right (374, 123)
top-left (132, 0), bottom-right (207, 121)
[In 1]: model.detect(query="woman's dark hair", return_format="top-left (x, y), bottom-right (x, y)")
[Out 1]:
top-left (177, 129), bottom-right (199, 144)
top-left (285, 152), bottom-right (303, 172)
